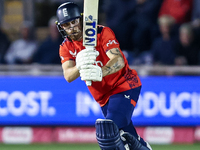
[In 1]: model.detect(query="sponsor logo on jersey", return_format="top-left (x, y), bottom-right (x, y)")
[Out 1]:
top-left (106, 40), bottom-right (118, 47)
top-left (69, 49), bottom-right (77, 57)
top-left (60, 56), bottom-right (64, 60)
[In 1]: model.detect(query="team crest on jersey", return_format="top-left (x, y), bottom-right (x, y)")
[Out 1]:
top-left (69, 49), bottom-right (77, 57)
top-left (106, 40), bottom-right (118, 47)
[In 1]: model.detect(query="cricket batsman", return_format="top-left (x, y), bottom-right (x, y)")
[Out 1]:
top-left (56, 2), bottom-right (152, 150)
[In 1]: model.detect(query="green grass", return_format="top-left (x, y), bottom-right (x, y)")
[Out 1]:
top-left (0, 143), bottom-right (99, 150)
top-left (0, 143), bottom-right (199, 150)
top-left (152, 143), bottom-right (200, 150)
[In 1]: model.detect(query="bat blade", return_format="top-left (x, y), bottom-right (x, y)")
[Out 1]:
top-left (83, 0), bottom-right (99, 47)
top-left (83, 0), bottom-right (99, 86)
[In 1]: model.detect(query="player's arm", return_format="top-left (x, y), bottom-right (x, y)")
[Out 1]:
top-left (62, 60), bottom-right (80, 83)
top-left (102, 48), bottom-right (125, 77)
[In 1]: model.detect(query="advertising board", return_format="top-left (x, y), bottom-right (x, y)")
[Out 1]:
top-left (0, 76), bottom-right (200, 126)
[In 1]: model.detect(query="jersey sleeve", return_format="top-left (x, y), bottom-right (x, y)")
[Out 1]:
top-left (59, 41), bottom-right (75, 64)
top-left (100, 27), bottom-right (120, 52)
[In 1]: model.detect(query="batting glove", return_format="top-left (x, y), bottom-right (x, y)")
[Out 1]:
top-left (79, 65), bottom-right (102, 82)
top-left (76, 48), bottom-right (99, 70)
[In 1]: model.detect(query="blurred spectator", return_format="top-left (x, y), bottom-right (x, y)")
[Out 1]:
top-left (131, 0), bottom-right (163, 54)
top-left (33, 16), bottom-right (63, 64)
top-left (103, 0), bottom-right (163, 64)
top-left (191, 0), bottom-right (200, 41)
top-left (103, 0), bottom-right (136, 51)
top-left (191, 0), bottom-right (200, 22)
top-left (174, 23), bottom-right (200, 65)
top-left (0, 28), bottom-right (10, 64)
top-left (159, 0), bottom-right (193, 24)
top-left (151, 15), bottom-right (178, 65)
top-left (4, 21), bottom-right (38, 64)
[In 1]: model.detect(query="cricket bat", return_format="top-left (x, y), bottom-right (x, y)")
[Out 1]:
top-left (83, 0), bottom-right (99, 86)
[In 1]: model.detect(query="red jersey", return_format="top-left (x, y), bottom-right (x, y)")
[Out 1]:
top-left (159, 0), bottom-right (193, 24)
top-left (59, 26), bottom-right (142, 107)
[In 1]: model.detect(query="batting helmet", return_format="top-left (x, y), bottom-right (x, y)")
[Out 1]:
top-left (56, 2), bottom-right (81, 25)
top-left (56, 2), bottom-right (82, 38)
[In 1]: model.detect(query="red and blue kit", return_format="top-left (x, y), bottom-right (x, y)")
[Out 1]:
top-left (59, 26), bottom-right (142, 107)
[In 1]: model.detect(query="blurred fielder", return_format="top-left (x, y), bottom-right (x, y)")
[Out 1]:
top-left (56, 2), bottom-right (152, 150)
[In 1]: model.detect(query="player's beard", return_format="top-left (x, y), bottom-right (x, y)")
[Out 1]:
top-left (68, 27), bottom-right (83, 41)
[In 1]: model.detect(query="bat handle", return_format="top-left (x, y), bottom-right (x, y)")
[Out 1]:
top-left (85, 46), bottom-right (94, 86)
top-left (86, 80), bottom-right (92, 86)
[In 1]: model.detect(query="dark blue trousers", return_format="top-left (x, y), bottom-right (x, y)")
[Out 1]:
top-left (101, 86), bottom-right (147, 147)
